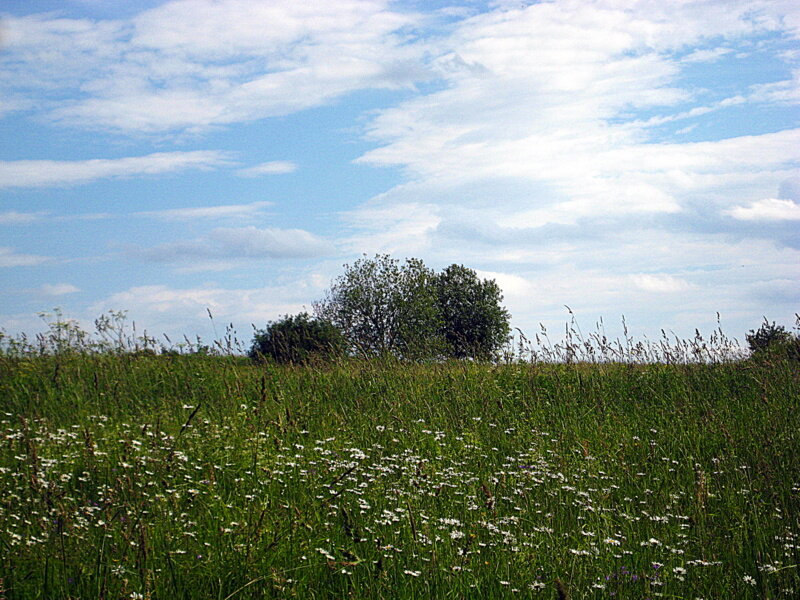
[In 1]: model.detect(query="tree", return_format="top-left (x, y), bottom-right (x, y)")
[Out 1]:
top-left (249, 312), bottom-right (346, 364)
top-left (314, 255), bottom-right (511, 361)
top-left (435, 264), bottom-right (511, 360)
top-left (314, 254), bottom-right (444, 359)
top-left (746, 319), bottom-right (799, 361)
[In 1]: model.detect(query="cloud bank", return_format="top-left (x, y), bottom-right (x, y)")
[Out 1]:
top-left (0, 151), bottom-right (231, 188)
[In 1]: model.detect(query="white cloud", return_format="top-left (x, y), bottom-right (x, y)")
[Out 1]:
top-left (40, 283), bottom-right (80, 296)
top-left (137, 201), bottom-right (272, 221)
top-left (343, 0), bottom-right (800, 291)
top-left (341, 199), bottom-right (441, 255)
top-left (726, 198), bottom-right (800, 221)
top-left (356, 2), bottom-right (799, 210)
top-left (474, 270), bottom-right (536, 299)
top-left (138, 226), bottom-right (333, 265)
top-left (0, 151), bottom-right (232, 188)
top-left (0, 96), bottom-right (29, 117)
top-left (455, 231), bottom-right (799, 341)
top-left (0, 210), bottom-right (46, 224)
top-left (631, 273), bottom-right (693, 293)
top-left (1, 1), bottom-right (427, 133)
top-left (681, 47), bottom-right (733, 63)
top-left (0, 247), bottom-right (49, 267)
top-left (748, 69), bottom-right (800, 105)
top-left (236, 162), bottom-right (298, 177)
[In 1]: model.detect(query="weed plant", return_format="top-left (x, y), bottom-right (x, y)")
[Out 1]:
top-left (0, 314), bottom-right (798, 598)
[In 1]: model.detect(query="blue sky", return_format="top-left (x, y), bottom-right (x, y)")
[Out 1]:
top-left (1, 0), bottom-right (798, 348)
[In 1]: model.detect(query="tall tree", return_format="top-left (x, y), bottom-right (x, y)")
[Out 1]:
top-left (314, 254), bottom-right (445, 358)
top-left (314, 255), bottom-right (511, 361)
top-left (435, 264), bottom-right (510, 360)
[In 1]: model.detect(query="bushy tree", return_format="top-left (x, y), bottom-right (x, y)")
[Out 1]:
top-left (249, 312), bottom-right (346, 364)
top-left (314, 255), bottom-right (444, 359)
top-left (314, 255), bottom-right (511, 360)
top-left (746, 319), bottom-right (799, 361)
top-left (436, 264), bottom-right (511, 360)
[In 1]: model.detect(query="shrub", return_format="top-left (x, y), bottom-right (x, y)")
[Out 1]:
top-left (746, 319), bottom-right (800, 361)
top-left (249, 313), bottom-right (346, 364)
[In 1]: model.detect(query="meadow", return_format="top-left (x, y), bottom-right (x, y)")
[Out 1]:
top-left (0, 326), bottom-right (798, 598)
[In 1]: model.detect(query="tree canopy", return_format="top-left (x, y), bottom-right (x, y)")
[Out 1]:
top-left (435, 263), bottom-right (511, 360)
top-left (313, 254), bottom-right (510, 360)
top-left (746, 319), bottom-right (799, 361)
top-left (313, 255), bottom-right (443, 359)
top-left (248, 312), bottom-right (346, 364)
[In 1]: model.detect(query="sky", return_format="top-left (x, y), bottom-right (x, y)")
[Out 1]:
top-left (1, 0), bottom-right (798, 350)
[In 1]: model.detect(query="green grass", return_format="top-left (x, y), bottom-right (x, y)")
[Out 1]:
top-left (0, 353), bottom-right (798, 598)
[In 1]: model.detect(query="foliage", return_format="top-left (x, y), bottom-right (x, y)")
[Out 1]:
top-left (435, 263), bottom-right (511, 360)
top-left (314, 254), bottom-right (445, 359)
top-left (0, 350), bottom-right (798, 599)
top-left (314, 255), bottom-right (511, 360)
top-left (249, 312), bottom-right (346, 364)
top-left (746, 318), bottom-right (800, 361)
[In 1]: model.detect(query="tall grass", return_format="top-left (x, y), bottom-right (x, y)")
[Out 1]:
top-left (0, 314), bottom-right (798, 598)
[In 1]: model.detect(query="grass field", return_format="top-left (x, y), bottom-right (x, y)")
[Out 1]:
top-left (1, 335), bottom-right (799, 598)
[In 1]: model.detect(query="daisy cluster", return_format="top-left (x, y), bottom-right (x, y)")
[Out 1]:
top-left (2, 402), bottom-right (797, 598)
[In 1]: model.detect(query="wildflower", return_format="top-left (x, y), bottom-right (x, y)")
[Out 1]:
top-left (743, 575), bottom-right (756, 586)
top-left (316, 547), bottom-right (335, 561)
top-left (758, 563), bottom-right (779, 573)
top-left (529, 581), bottom-right (546, 591)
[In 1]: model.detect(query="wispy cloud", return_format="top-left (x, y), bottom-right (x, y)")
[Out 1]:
top-left (631, 274), bottom-right (693, 293)
top-left (0, 96), bottom-right (30, 118)
top-left (0, 247), bottom-right (49, 267)
top-left (0, 210), bottom-right (46, 224)
top-left (236, 161), bottom-right (298, 177)
top-left (40, 283), bottom-right (80, 296)
top-left (1, 1), bottom-right (427, 134)
top-left (137, 201), bottom-right (272, 221)
top-left (0, 151), bottom-right (232, 188)
top-left (681, 47), bottom-right (733, 63)
top-left (136, 226), bottom-right (332, 265)
top-left (726, 198), bottom-right (800, 221)
top-left (350, 1), bottom-right (800, 250)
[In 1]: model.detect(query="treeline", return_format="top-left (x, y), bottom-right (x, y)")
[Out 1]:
top-left (250, 255), bottom-right (511, 363)
top-left (248, 254), bottom-right (799, 365)
top-left (1, 255), bottom-right (797, 365)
